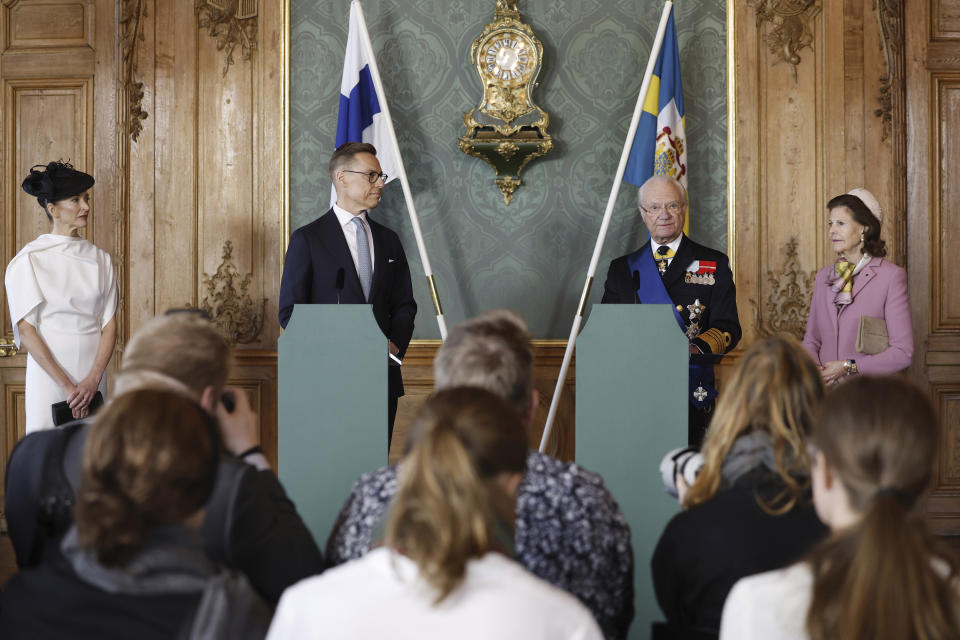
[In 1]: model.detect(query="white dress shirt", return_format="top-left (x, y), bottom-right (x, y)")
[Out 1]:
top-left (333, 203), bottom-right (375, 277)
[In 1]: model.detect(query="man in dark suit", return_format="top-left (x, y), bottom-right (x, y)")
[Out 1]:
top-left (279, 142), bottom-right (417, 445)
top-left (601, 175), bottom-right (740, 447)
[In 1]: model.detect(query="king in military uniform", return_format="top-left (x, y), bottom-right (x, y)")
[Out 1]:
top-left (601, 175), bottom-right (741, 447)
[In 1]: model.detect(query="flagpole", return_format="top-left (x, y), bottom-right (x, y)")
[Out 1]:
top-left (352, 0), bottom-right (449, 341)
top-left (539, 0), bottom-right (675, 453)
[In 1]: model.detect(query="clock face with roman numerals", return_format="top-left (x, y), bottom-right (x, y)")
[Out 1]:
top-left (478, 32), bottom-right (537, 87)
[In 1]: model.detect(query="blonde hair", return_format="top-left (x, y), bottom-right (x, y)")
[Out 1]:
top-left (684, 334), bottom-right (824, 513)
top-left (805, 377), bottom-right (960, 639)
top-left (74, 390), bottom-right (219, 566)
top-left (121, 312), bottom-right (231, 398)
top-left (385, 388), bottom-right (528, 603)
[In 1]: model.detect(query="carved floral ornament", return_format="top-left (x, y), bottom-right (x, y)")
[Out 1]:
top-left (200, 240), bottom-right (265, 345)
top-left (747, 0), bottom-right (821, 79)
top-left (196, 0), bottom-right (259, 77)
top-left (120, 0), bottom-right (148, 142)
top-left (752, 237), bottom-right (816, 341)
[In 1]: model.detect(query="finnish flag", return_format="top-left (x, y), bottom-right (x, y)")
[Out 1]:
top-left (332, 1), bottom-right (399, 206)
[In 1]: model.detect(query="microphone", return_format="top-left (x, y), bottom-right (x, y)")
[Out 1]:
top-left (632, 270), bottom-right (641, 304)
top-left (335, 268), bottom-right (345, 304)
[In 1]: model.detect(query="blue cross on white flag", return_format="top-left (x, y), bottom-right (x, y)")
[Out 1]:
top-left (332, 0), bottom-right (399, 206)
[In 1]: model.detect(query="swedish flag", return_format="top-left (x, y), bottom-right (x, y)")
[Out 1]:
top-left (623, 5), bottom-right (687, 222)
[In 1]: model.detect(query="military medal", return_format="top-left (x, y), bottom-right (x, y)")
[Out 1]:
top-left (693, 386), bottom-right (708, 402)
top-left (685, 321), bottom-right (701, 339)
top-left (686, 299), bottom-right (706, 321)
top-left (685, 260), bottom-right (718, 285)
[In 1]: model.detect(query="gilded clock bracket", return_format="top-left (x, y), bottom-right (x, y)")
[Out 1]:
top-left (460, 1), bottom-right (553, 205)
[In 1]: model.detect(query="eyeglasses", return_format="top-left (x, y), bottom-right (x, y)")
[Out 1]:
top-left (641, 201), bottom-right (684, 215)
top-left (342, 169), bottom-right (388, 184)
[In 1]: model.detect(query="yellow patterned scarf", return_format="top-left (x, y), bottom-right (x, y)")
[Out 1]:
top-left (829, 255), bottom-right (869, 307)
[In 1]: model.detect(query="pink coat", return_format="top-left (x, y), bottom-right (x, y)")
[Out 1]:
top-left (802, 257), bottom-right (913, 374)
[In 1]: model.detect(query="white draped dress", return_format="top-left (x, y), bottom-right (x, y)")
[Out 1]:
top-left (4, 234), bottom-right (117, 433)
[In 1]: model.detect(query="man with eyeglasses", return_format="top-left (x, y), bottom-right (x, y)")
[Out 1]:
top-left (600, 175), bottom-right (740, 447)
top-left (279, 142), bottom-right (417, 444)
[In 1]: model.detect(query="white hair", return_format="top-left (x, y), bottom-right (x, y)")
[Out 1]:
top-left (638, 175), bottom-right (687, 207)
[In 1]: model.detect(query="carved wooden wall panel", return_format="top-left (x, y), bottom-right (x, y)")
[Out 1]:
top-left (905, 0), bottom-right (960, 533)
top-left (733, 0), bottom-right (905, 349)
top-left (4, 0), bottom-right (92, 49)
top-left (125, 0), bottom-right (284, 446)
top-left (933, 76), bottom-right (960, 330)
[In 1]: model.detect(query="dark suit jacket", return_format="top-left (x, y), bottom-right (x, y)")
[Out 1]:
top-left (601, 235), bottom-right (741, 357)
top-left (278, 209), bottom-right (417, 398)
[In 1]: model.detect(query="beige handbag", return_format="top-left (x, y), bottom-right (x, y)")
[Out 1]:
top-left (856, 316), bottom-right (889, 355)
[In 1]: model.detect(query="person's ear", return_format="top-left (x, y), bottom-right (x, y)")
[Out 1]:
top-left (199, 385), bottom-right (218, 413)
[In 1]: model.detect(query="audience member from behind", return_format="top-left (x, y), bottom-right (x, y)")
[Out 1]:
top-left (326, 310), bottom-right (633, 638)
top-left (3, 311), bottom-right (323, 603)
top-left (0, 390), bottom-right (271, 639)
top-left (721, 377), bottom-right (960, 639)
top-left (269, 388), bottom-right (603, 639)
top-left (652, 335), bottom-right (828, 638)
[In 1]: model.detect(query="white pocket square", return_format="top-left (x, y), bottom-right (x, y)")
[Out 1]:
top-left (388, 258), bottom-right (396, 263)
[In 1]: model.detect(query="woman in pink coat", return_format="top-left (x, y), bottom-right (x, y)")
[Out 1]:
top-left (803, 188), bottom-right (913, 384)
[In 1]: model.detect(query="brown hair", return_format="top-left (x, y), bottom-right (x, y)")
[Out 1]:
top-left (119, 312), bottom-right (231, 399)
top-left (385, 388), bottom-right (528, 603)
top-left (328, 142), bottom-right (377, 182)
top-left (827, 193), bottom-right (886, 257)
top-left (433, 310), bottom-right (533, 414)
top-left (684, 334), bottom-right (824, 514)
top-left (805, 377), bottom-right (960, 639)
top-left (74, 390), bottom-right (220, 566)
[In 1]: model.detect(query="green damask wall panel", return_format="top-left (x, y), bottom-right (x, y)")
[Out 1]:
top-left (291, 0), bottom-right (727, 338)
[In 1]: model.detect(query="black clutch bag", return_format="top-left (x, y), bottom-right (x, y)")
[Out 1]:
top-left (51, 391), bottom-right (104, 426)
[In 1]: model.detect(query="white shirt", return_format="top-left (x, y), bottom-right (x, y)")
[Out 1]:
top-left (650, 234), bottom-right (683, 268)
top-left (267, 548), bottom-right (604, 640)
top-left (720, 562), bottom-right (813, 640)
top-left (333, 203), bottom-right (375, 276)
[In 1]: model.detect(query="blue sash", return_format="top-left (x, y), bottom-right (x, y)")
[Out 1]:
top-left (627, 246), bottom-right (686, 331)
top-left (627, 245), bottom-right (717, 409)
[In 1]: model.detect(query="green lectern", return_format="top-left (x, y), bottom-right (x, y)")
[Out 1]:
top-left (576, 304), bottom-right (688, 639)
top-left (278, 304), bottom-right (387, 550)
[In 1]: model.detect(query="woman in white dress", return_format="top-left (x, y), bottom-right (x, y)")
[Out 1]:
top-left (720, 376), bottom-right (960, 640)
top-left (5, 161), bottom-right (117, 431)
top-left (267, 388), bottom-right (604, 640)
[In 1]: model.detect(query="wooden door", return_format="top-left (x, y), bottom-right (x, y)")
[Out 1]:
top-left (906, 0), bottom-right (960, 533)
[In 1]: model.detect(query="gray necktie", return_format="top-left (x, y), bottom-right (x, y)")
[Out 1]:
top-left (351, 216), bottom-right (372, 301)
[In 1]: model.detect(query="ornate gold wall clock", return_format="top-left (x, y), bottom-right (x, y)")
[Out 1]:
top-left (459, 0), bottom-right (553, 205)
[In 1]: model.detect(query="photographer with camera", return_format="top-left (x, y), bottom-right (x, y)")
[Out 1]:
top-left (651, 335), bottom-right (828, 639)
top-left (5, 311), bottom-right (324, 605)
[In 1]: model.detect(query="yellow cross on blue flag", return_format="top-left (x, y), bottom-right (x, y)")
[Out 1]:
top-left (623, 5), bottom-right (687, 219)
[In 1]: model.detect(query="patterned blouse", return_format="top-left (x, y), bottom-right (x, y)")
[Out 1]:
top-left (325, 450), bottom-right (634, 639)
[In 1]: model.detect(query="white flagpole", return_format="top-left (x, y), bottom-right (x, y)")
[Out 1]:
top-left (539, 0), bottom-right (675, 453)
top-left (352, 0), bottom-right (448, 341)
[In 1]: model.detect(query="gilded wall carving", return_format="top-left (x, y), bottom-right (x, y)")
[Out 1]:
top-left (752, 238), bottom-right (815, 341)
top-left (200, 241), bottom-right (264, 345)
top-left (120, 0), bottom-right (148, 141)
top-left (291, 0), bottom-right (727, 338)
top-left (747, 0), bottom-right (821, 78)
top-left (196, 0), bottom-right (258, 77)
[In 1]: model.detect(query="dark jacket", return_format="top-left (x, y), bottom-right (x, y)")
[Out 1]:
top-left (651, 467), bottom-right (827, 638)
top-left (278, 209), bottom-right (417, 398)
top-left (4, 420), bottom-right (324, 605)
